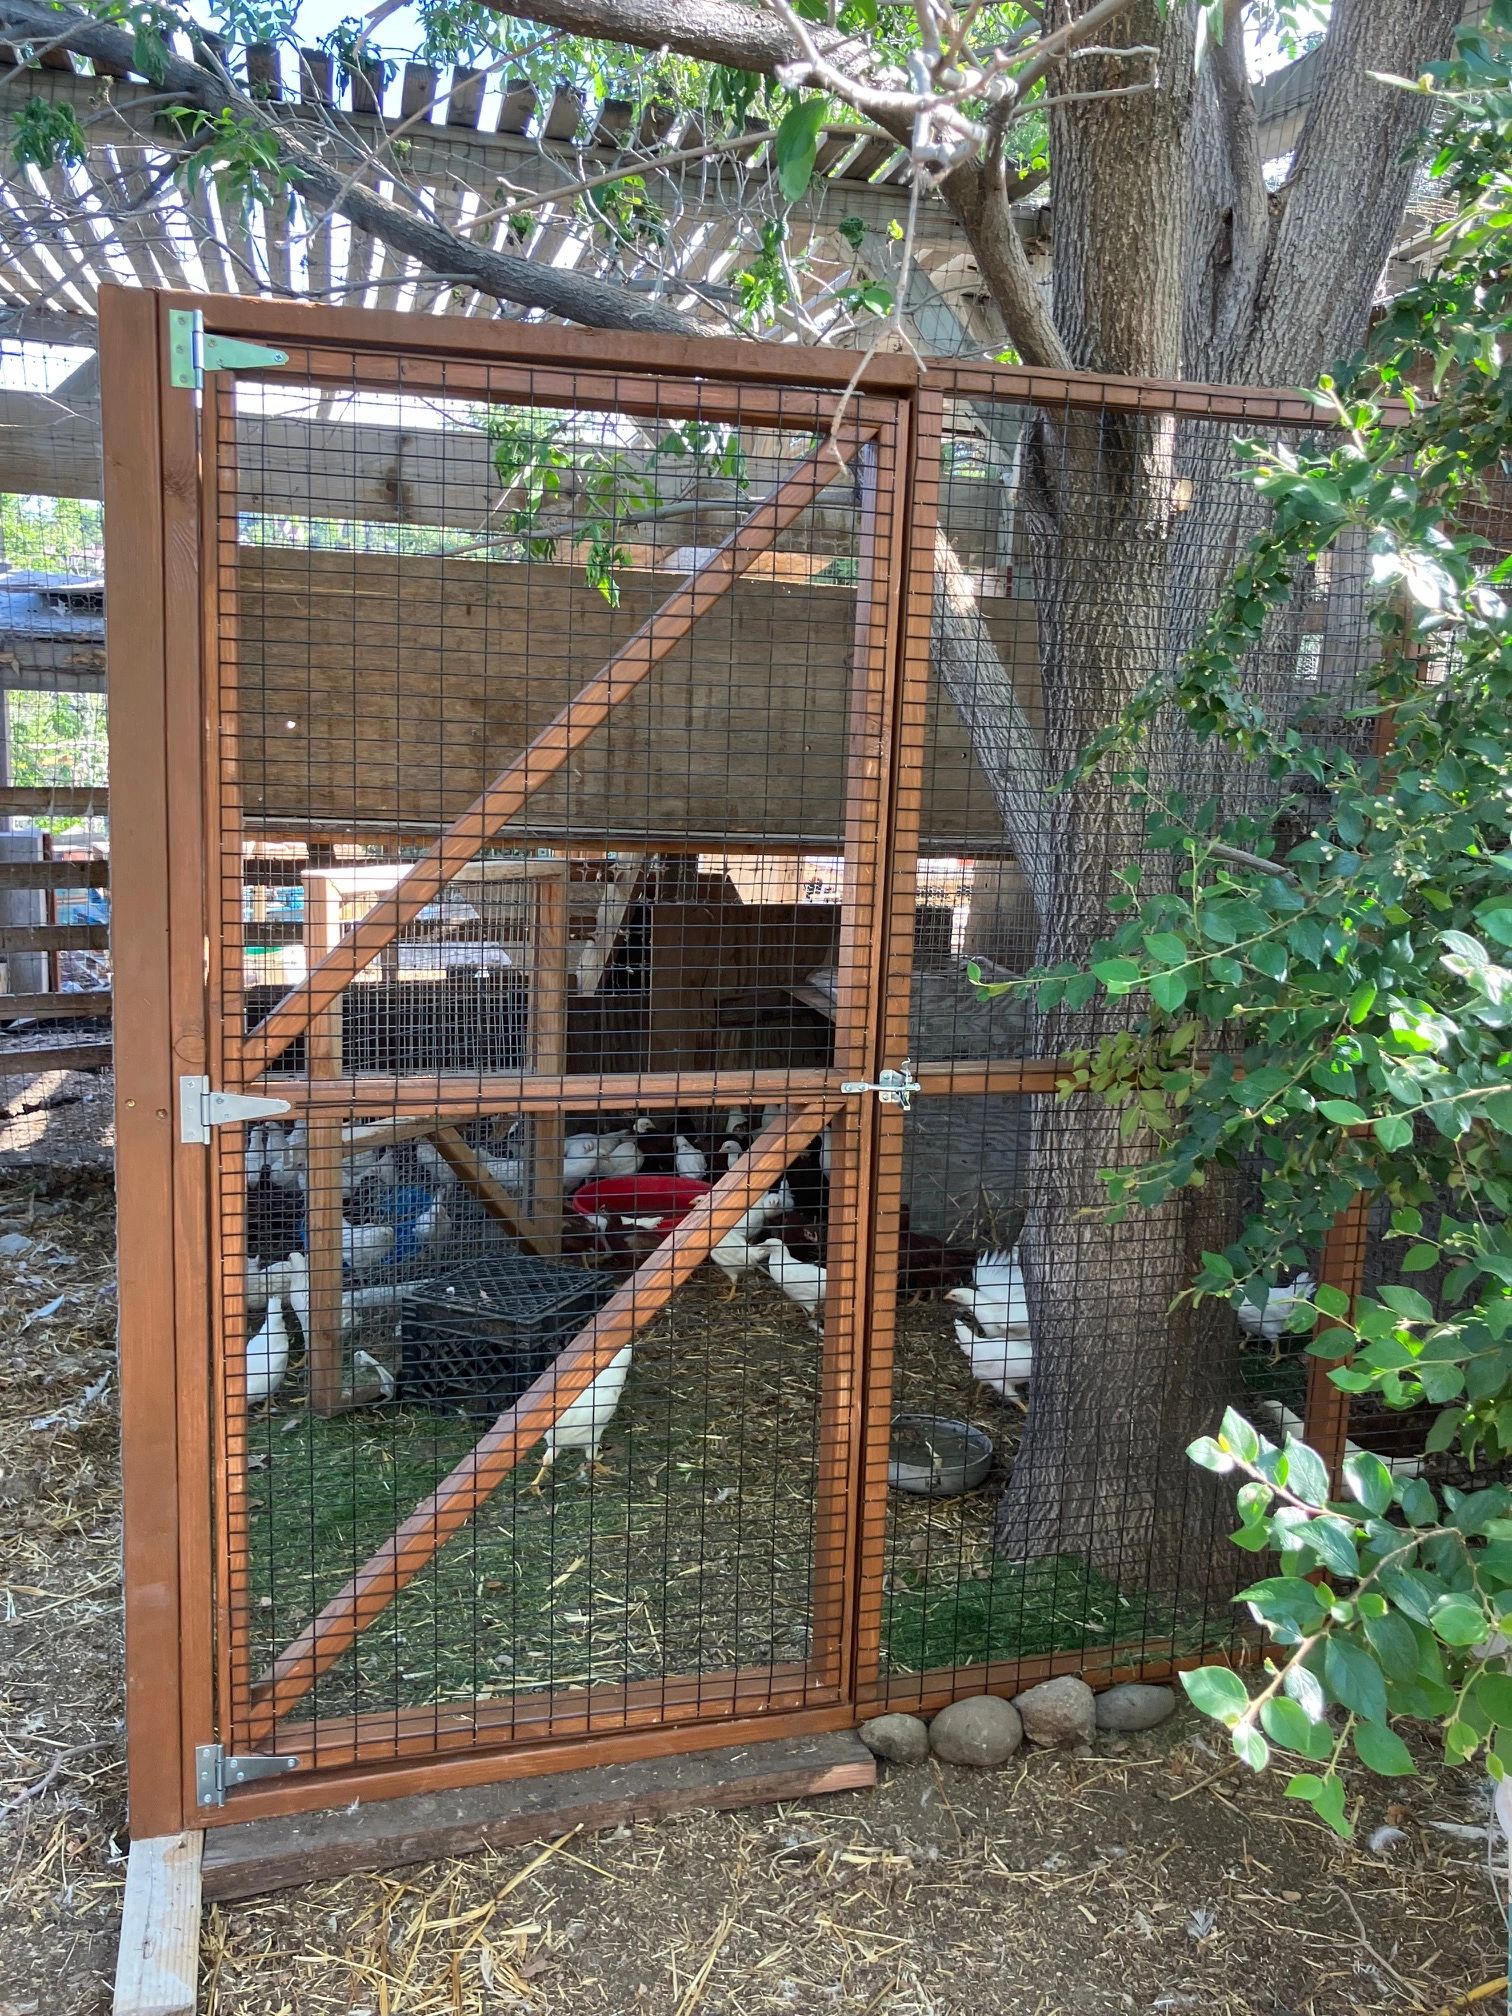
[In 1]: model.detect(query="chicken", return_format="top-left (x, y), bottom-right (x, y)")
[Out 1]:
top-left (749, 1239), bottom-right (826, 1327)
top-left (343, 1219), bottom-right (396, 1269)
top-left (1253, 1396), bottom-right (1420, 1478)
top-left (352, 1347), bottom-right (398, 1402)
top-left (563, 1127), bottom-right (640, 1190)
top-left (897, 1229), bottom-right (978, 1301)
top-left (242, 1281), bottom-right (291, 1407)
top-left (708, 1191), bottom-right (790, 1297)
top-left (674, 1134), bottom-right (707, 1180)
top-left (1235, 1274), bottom-right (1317, 1344)
top-left (946, 1249), bottom-right (1028, 1337)
top-left (281, 1251), bottom-right (404, 1345)
top-left (953, 1316), bottom-right (1034, 1405)
top-left (526, 1344), bottom-right (634, 1491)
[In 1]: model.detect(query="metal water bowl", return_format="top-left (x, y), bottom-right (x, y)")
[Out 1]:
top-left (887, 1414), bottom-right (994, 1498)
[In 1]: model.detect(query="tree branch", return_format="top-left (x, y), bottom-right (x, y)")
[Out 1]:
top-left (0, 0), bottom-right (699, 335)
top-left (1236, 0), bottom-right (1462, 381)
top-left (1181, 0), bottom-right (1268, 379)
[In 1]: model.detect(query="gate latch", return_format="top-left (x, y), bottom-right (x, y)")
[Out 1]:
top-left (840, 1059), bottom-right (922, 1112)
top-left (179, 1074), bottom-right (292, 1145)
top-left (168, 308), bottom-right (290, 391)
top-left (196, 1742), bottom-right (299, 1808)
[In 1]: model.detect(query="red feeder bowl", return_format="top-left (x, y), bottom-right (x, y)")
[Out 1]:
top-left (572, 1175), bottom-right (711, 1233)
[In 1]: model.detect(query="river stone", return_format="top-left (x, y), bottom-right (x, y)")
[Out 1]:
top-left (858, 1713), bottom-right (930, 1765)
top-left (1013, 1675), bottom-right (1097, 1747)
top-left (928, 1695), bottom-right (1023, 1767)
top-left (1095, 1683), bottom-right (1177, 1733)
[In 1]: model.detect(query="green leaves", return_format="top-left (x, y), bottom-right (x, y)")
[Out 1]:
top-left (774, 95), bottom-right (827, 201)
top-left (1181, 1666), bottom-right (1251, 1724)
top-left (1352, 1722), bottom-right (1416, 1776)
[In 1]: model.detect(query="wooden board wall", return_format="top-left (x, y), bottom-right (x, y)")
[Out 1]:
top-left (234, 550), bottom-right (1036, 847)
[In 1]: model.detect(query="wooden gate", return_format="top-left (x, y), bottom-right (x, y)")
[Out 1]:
top-left (105, 286), bottom-right (926, 1832)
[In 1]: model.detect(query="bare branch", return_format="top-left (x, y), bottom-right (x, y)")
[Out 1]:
top-left (0, 0), bottom-right (701, 335)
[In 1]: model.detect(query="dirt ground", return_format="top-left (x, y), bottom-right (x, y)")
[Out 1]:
top-left (2, 1167), bottom-right (1508, 2016)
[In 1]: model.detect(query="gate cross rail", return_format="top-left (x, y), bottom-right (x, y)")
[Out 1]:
top-left (243, 1101), bottom-right (836, 1740)
top-left (236, 428), bottom-right (872, 1078)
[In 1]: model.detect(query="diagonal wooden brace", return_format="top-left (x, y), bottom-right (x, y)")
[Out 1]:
top-left (237, 430), bottom-right (870, 1076)
top-left (245, 1101), bottom-right (835, 1739)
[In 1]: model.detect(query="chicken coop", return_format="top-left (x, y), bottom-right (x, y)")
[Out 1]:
top-left (104, 285), bottom-right (1388, 1850)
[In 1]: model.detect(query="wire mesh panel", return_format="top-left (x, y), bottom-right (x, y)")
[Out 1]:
top-left (202, 340), bottom-right (908, 1774)
top-left (857, 376), bottom-right (1386, 1714)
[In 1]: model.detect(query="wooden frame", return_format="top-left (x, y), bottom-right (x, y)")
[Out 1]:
top-left (105, 286), bottom-right (1384, 1840)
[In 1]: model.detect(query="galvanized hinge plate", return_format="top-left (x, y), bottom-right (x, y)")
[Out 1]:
top-left (178, 1073), bottom-right (292, 1144)
top-left (168, 308), bottom-right (289, 391)
top-left (840, 1059), bottom-right (922, 1111)
top-left (196, 1742), bottom-right (300, 1808)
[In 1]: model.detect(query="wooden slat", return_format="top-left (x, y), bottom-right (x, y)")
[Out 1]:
top-left (529, 869), bottom-right (569, 1253)
top-left (244, 1103), bottom-right (832, 1736)
top-left (432, 1122), bottom-right (549, 1253)
top-left (297, 48), bottom-right (333, 104)
top-left (244, 42), bottom-right (281, 98)
top-left (0, 988), bottom-right (111, 1017)
top-left (399, 62), bottom-right (439, 121)
top-left (445, 66), bottom-right (484, 129)
top-left (854, 389), bottom-right (940, 1700)
top-left (239, 428), bottom-right (868, 1070)
top-left (302, 874), bottom-right (346, 1417)
top-left (111, 1832), bottom-right (202, 2016)
top-left (495, 76), bottom-right (535, 133)
top-left (253, 1067), bottom-right (846, 1111)
top-left (0, 1039), bottom-right (112, 1074)
top-left (1305, 1194), bottom-right (1372, 1491)
top-left (350, 58), bottom-right (385, 116)
top-left (201, 1731), bottom-right (872, 1897)
top-left (0, 922), bottom-right (109, 952)
top-left (543, 85), bottom-right (583, 140)
top-left (0, 858), bottom-right (108, 890)
top-left (0, 785), bottom-right (107, 816)
top-left (593, 97), bottom-right (633, 148)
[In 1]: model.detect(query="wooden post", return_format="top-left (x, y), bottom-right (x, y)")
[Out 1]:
top-left (529, 863), bottom-right (569, 1254)
top-left (102, 284), bottom-right (189, 1841)
top-left (303, 871), bottom-right (347, 1413)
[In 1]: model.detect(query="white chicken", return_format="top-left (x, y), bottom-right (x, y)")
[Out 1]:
top-left (749, 1240), bottom-right (826, 1327)
top-left (708, 1192), bottom-right (789, 1298)
top-left (953, 1318), bottom-right (1034, 1405)
top-left (415, 1140), bottom-right (459, 1190)
top-left (246, 1125), bottom-right (269, 1185)
top-left (1253, 1396), bottom-right (1421, 1479)
top-left (1235, 1274), bottom-right (1317, 1344)
top-left (674, 1134), bottom-right (707, 1180)
top-left (343, 1219), bottom-right (396, 1269)
top-left (563, 1127), bottom-right (641, 1191)
top-left (527, 1344), bottom-right (634, 1491)
top-left (282, 1251), bottom-right (405, 1344)
top-left (264, 1123), bottom-right (304, 1192)
top-left (945, 1249), bottom-right (1029, 1338)
top-left (242, 1280), bottom-right (291, 1407)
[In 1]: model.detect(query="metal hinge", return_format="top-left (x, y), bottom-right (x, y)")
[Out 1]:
top-left (178, 1074), bottom-right (292, 1145)
top-left (195, 1742), bottom-right (300, 1808)
top-left (168, 308), bottom-right (290, 391)
top-left (840, 1059), bottom-right (922, 1112)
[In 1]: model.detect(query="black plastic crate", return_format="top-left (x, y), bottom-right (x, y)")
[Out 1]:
top-left (397, 1254), bottom-right (615, 1419)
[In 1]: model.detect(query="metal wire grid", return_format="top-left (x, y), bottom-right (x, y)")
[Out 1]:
top-left (873, 381), bottom-right (1387, 1706)
top-left (209, 352), bottom-right (896, 1767)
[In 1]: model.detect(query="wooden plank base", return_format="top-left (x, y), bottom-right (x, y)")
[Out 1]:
top-left (201, 1730), bottom-right (876, 1902)
top-left (112, 1832), bottom-right (204, 2016)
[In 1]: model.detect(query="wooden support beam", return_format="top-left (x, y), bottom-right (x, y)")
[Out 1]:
top-left (0, 1038), bottom-right (112, 1073)
top-left (111, 1832), bottom-right (203, 2016)
top-left (0, 857), bottom-right (108, 890)
top-left (432, 1121), bottom-right (549, 1254)
top-left (0, 921), bottom-right (109, 952)
top-left (0, 784), bottom-right (107, 817)
top-left (302, 873), bottom-right (347, 1417)
top-left (200, 1732), bottom-right (872, 1899)
top-left (246, 1102), bottom-right (832, 1734)
top-left (241, 430), bottom-right (867, 1071)
top-left (0, 987), bottom-right (111, 1017)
